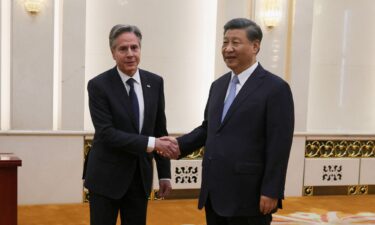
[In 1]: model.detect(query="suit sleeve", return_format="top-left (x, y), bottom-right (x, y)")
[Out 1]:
top-left (152, 78), bottom-right (171, 179)
top-left (176, 85), bottom-right (212, 158)
top-left (261, 81), bottom-right (294, 199)
top-left (88, 80), bottom-right (148, 155)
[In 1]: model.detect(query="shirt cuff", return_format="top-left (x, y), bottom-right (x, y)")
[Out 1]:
top-left (159, 178), bottom-right (171, 181)
top-left (147, 137), bottom-right (155, 153)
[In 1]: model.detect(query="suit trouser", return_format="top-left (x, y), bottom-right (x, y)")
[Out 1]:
top-left (205, 197), bottom-right (272, 225)
top-left (89, 166), bottom-right (148, 225)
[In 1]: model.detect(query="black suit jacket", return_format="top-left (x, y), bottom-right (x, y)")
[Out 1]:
top-left (84, 67), bottom-right (170, 199)
top-left (177, 64), bottom-right (294, 217)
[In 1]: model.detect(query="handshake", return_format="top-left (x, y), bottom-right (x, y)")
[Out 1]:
top-left (154, 136), bottom-right (180, 159)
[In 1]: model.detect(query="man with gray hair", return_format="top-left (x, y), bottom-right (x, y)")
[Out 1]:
top-left (84, 24), bottom-right (178, 225)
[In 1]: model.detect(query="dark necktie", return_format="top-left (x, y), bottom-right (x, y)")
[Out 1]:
top-left (126, 78), bottom-right (139, 131)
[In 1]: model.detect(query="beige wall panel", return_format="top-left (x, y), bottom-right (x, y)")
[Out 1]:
top-left (360, 158), bottom-right (375, 185)
top-left (11, 1), bottom-right (54, 129)
top-left (284, 136), bottom-right (305, 196)
top-left (0, 135), bottom-right (84, 204)
top-left (290, 0), bottom-right (314, 132)
top-left (60, 0), bottom-right (86, 130)
top-left (304, 158), bottom-right (360, 186)
top-left (307, 0), bottom-right (375, 132)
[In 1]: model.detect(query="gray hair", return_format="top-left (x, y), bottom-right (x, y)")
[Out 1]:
top-left (224, 18), bottom-right (263, 42)
top-left (109, 24), bottom-right (142, 50)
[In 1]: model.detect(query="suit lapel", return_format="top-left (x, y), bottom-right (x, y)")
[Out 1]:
top-left (109, 67), bottom-right (139, 131)
top-left (139, 70), bottom-right (152, 134)
top-left (218, 64), bottom-right (266, 131)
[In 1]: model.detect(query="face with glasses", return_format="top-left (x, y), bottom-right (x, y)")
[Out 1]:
top-left (111, 32), bottom-right (141, 76)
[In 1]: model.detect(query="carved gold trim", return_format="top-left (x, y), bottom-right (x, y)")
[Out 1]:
top-left (304, 186), bottom-right (313, 196)
top-left (83, 188), bottom-right (89, 203)
top-left (84, 139), bottom-right (91, 158)
top-left (184, 147), bottom-right (204, 159)
top-left (361, 142), bottom-right (374, 157)
top-left (83, 139), bottom-right (204, 159)
top-left (305, 140), bottom-right (375, 158)
top-left (149, 190), bottom-right (156, 201)
top-left (348, 185), bottom-right (358, 195)
top-left (348, 185), bottom-right (369, 195)
top-left (83, 139), bottom-right (91, 203)
top-left (304, 185), bottom-right (374, 196)
top-left (359, 185), bottom-right (369, 195)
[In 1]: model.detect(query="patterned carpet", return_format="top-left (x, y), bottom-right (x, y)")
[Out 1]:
top-left (18, 196), bottom-right (375, 225)
top-left (273, 212), bottom-right (375, 224)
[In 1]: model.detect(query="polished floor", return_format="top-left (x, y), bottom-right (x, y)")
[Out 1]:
top-left (19, 196), bottom-right (375, 225)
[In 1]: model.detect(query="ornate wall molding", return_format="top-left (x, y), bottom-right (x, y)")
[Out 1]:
top-left (82, 138), bottom-right (203, 202)
top-left (304, 138), bottom-right (375, 196)
top-left (303, 185), bottom-right (374, 196)
top-left (306, 140), bottom-right (375, 158)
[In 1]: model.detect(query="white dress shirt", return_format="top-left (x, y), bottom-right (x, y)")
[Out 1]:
top-left (117, 68), bottom-right (155, 152)
top-left (224, 61), bottom-right (259, 101)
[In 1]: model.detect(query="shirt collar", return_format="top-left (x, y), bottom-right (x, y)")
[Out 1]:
top-left (117, 67), bottom-right (141, 85)
top-left (231, 61), bottom-right (259, 85)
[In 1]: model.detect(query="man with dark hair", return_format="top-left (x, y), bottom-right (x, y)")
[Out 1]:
top-left (164, 18), bottom-right (294, 225)
top-left (84, 24), bottom-right (177, 225)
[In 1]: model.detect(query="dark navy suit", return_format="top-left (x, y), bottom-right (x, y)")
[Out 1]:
top-left (84, 67), bottom-right (170, 225)
top-left (177, 64), bottom-right (294, 222)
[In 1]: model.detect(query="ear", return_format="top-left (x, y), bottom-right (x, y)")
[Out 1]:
top-left (253, 40), bottom-right (261, 54)
top-left (111, 49), bottom-right (116, 60)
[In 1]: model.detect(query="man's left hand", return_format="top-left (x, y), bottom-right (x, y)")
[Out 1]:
top-left (259, 195), bottom-right (278, 215)
top-left (157, 180), bottom-right (172, 198)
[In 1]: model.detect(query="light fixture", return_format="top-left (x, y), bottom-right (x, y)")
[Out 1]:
top-left (24, 0), bottom-right (44, 14)
top-left (263, 0), bottom-right (282, 28)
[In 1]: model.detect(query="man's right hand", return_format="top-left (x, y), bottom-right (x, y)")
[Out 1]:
top-left (259, 195), bottom-right (278, 215)
top-left (155, 136), bottom-right (180, 159)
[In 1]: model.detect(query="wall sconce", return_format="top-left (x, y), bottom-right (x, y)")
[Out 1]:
top-left (263, 0), bottom-right (282, 28)
top-left (24, 0), bottom-right (44, 14)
